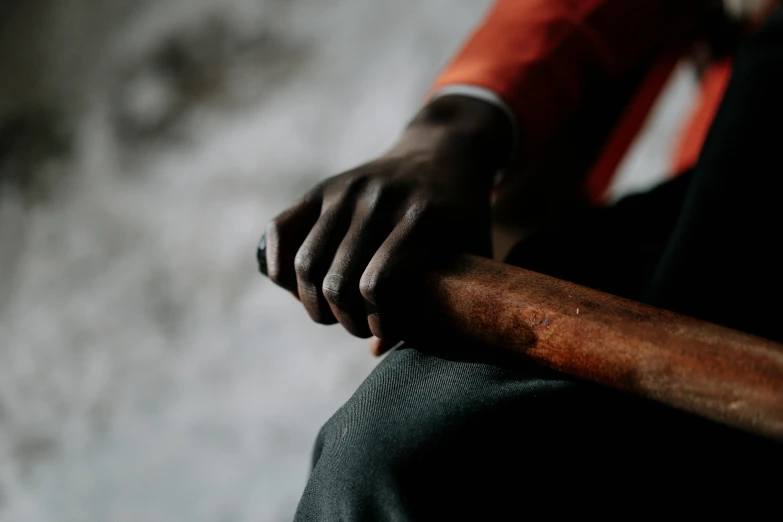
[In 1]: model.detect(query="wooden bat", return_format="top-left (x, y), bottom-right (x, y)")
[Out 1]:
top-left (257, 236), bottom-right (783, 440)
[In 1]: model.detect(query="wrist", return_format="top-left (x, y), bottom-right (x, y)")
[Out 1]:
top-left (404, 95), bottom-right (514, 175)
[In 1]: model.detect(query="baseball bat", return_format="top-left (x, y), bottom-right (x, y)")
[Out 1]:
top-left (257, 234), bottom-right (783, 439)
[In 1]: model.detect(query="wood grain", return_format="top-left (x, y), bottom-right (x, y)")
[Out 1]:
top-left (411, 255), bottom-right (783, 440)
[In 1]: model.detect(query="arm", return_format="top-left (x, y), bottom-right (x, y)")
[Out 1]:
top-left (264, 95), bottom-right (512, 339)
top-left (432, 0), bottom-right (712, 168)
top-left (263, 0), bottom-right (710, 340)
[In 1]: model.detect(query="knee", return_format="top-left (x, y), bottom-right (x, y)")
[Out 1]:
top-left (306, 347), bottom-right (576, 490)
top-left (309, 352), bottom-right (437, 481)
top-left (299, 349), bottom-right (449, 519)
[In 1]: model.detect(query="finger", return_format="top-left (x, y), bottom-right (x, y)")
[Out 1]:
top-left (323, 192), bottom-right (393, 338)
top-left (370, 336), bottom-right (402, 357)
top-left (265, 194), bottom-right (322, 293)
top-left (369, 336), bottom-right (383, 355)
top-left (295, 201), bottom-right (352, 325)
top-left (360, 204), bottom-right (428, 339)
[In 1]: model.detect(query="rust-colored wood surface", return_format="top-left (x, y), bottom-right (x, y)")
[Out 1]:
top-left (411, 255), bottom-right (783, 440)
top-left (258, 236), bottom-right (783, 440)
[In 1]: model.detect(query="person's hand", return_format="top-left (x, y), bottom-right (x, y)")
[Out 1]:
top-left (263, 95), bottom-right (513, 349)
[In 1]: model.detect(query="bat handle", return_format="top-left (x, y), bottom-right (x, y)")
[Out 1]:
top-left (257, 233), bottom-right (269, 277)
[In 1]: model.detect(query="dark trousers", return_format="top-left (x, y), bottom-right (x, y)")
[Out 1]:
top-left (295, 10), bottom-right (783, 520)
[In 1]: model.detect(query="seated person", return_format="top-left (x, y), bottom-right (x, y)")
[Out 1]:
top-left (261, 0), bottom-right (783, 518)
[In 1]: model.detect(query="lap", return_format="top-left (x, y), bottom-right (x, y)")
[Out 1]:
top-left (297, 344), bottom-right (780, 520)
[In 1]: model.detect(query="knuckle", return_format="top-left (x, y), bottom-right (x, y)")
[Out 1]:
top-left (363, 178), bottom-right (387, 200)
top-left (337, 171), bottom-right (366, 196)
top-left (350, 172), bottom-right (378, 196)
top-left (320, 188), bottom-right (349, 215)
top-left (359, 272), bottom-right (384, 305)
top-left (343, 173), bottom-right (362, 189)
top-left (405, 199), bottom-right (431, 221)
top-left (294, 251), bottom-right (316, 280)
top-left (322, 274), bottom-right (348, 307)
top-left (357, 191), bottom-right (384, 217)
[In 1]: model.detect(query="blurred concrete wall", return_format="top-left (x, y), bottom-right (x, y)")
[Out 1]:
top-left (0, 1), bottom-right (490, 520)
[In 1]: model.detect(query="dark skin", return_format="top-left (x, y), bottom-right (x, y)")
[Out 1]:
top-left (264, 95), bottom-right (513, 354)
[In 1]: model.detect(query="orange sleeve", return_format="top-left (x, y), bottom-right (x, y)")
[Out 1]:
top-left (432, 0), bottom-right (709, 160)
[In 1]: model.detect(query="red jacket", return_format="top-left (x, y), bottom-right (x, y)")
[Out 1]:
top-left (431, 0), bottom-right (777, 204)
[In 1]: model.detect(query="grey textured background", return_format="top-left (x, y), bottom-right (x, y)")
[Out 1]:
top-left (0, 1), bottom-right (492, 520)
